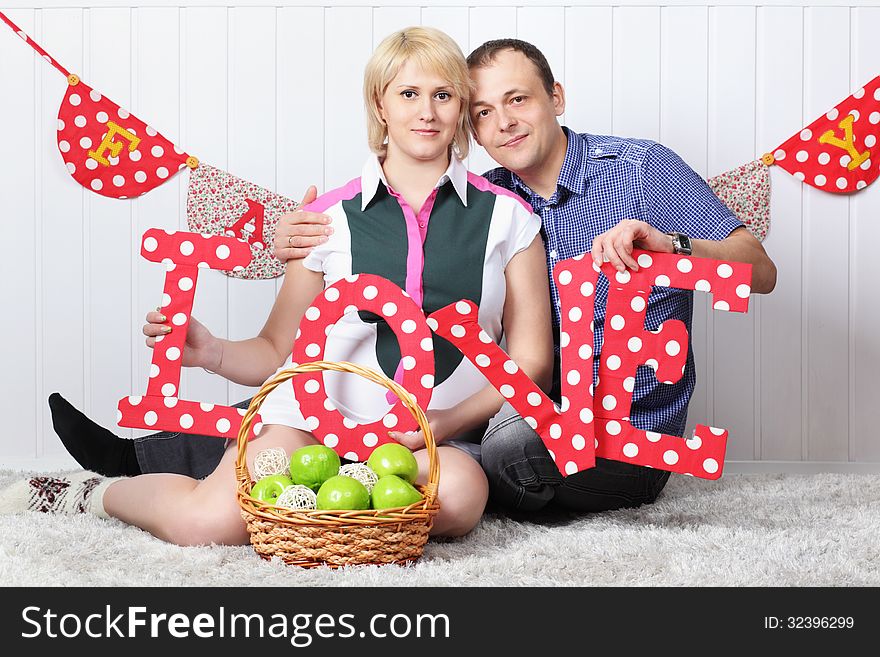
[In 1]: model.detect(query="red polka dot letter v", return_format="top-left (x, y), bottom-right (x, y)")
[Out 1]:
top-left (117, 230), bottom-right (260, 440)
top-left (430, 255), bottom-right (599, 477)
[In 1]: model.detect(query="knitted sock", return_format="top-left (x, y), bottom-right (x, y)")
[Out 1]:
top-left (48, 393), bottom-right (142, 477)
top-left (0, 471), bottom-right (120, 519)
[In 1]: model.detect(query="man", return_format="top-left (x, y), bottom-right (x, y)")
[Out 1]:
top-left (51, 39), bottom-right (776, 513)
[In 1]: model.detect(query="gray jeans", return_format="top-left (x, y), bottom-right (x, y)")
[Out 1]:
top-left (480, 403), bottom-right (670, 512)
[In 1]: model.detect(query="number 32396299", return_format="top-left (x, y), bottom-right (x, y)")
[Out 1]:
top-left (764, 617), bottom-right (854, 629)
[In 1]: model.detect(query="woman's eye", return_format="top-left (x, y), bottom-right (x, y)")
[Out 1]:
top-left (402, 90), bottom-right (417, 99)
top-left (435, 92), bottom-right (451, 100)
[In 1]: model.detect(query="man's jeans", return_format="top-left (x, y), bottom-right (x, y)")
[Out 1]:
top-left (134, 399), bottom-right (251, 478)
top-left (481, 403), bottom-right (671, 512)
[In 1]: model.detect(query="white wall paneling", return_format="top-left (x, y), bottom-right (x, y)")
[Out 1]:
top-left (850, 7), bottom-right (880, 463)
top-left (756, 6), bottom-right (804, 460)
top-left (708, 6), bottom-right (757, 462)
top-left (1, 2), bottom-right (878, 472)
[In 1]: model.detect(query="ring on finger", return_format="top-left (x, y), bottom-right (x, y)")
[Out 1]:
top-left (287, 235), bottom-right (293, 248)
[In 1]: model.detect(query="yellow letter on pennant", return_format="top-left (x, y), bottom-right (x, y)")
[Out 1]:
top-left (818, 114), bottom-right (870, 171)
top-left (87, 121), bottom-right (141, 166)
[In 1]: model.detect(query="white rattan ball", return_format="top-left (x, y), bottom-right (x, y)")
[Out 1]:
top-left (275, 484), bottom-right (317, 510)
top-left (338, 462), bottom-right (379, 493)
top-left (253, 447), bottom-right (290, 480)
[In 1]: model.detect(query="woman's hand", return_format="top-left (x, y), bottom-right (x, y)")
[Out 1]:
top-left (143, 310), bottom-right (222, 371)
top-left (386, 408), bottom-right (460, 452)
top-left (273, 186), bottom-right (333, 262)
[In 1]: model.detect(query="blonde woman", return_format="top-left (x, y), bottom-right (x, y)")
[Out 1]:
top-left (1, 27), bottom-right (552, 543)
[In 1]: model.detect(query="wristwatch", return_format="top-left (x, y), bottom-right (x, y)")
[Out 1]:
top-left (667, 232), bottom-right (692, 256)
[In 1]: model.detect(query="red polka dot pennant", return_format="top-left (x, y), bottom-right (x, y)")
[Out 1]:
top-left (57, 79), bottom-right (195, 198)
top-left (118, 229), bottom-right (259, 440)
top-left (769, 75), bottom-right (880, 193)
top-left (292, 274), bottom-right (434, 462)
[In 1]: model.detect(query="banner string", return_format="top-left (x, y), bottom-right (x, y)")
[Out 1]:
top-left (0, 10), bottom-right (71, 79)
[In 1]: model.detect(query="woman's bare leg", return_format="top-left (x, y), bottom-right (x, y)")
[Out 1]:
top-left (103, 426), bottom-right (318, 546)
top-left (415, 446), bottom-right (488, 537)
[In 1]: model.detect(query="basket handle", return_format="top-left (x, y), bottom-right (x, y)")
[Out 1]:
top-left (234, 360), bottom-right (439, 505)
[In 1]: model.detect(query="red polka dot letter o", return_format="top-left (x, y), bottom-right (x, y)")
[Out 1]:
top-left (293, 274), bottom-right (434, 461)
top-left (430, 257), bottom-right (598, 476)
top-left (595, 249), bottom-right (752, 480)
top-left (57, 80), bottom-right (190, 199)
top-left (118, 229), bottom-right (259, 440)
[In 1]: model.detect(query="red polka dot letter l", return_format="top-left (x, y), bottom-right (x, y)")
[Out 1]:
top-left (117, 230), bottom-right (261, 440)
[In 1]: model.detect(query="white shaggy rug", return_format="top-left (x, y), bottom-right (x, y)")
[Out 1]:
top-left (1, 470), bottom-right (878, 587)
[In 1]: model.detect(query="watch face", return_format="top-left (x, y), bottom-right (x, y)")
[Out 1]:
top-left (679, 234), bottom-right (692, 252)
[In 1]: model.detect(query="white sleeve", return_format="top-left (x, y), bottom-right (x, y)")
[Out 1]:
top-left (502, 197), bottom-right (543, 266)
top-left (300, 203), bottom-right (344, 274)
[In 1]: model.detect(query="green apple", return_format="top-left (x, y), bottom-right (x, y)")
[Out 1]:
top-left (250, 474), bottom-right (294, 503)
top-left (367, 442), bottom-right (419, 483)
top-left (289, 444), bottom-right (341, 491)
top-left (370, 475), bottom-right (423, 510)
top-left (315, 475), bottom-right (371, 511)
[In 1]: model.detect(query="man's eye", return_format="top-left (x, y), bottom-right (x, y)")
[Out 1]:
top-left (476, 109), bottom-right (489, 119)
top-left (512, 96), bottom-right (525, 104)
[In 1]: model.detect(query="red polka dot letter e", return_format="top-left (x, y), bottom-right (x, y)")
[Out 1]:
top-left (594, 250), bottom-right (751, 480)
top-left (57, 78), bottom-right (193, 198)
top-left (117, 230), bottom-right (260, 440)
top-left (771, 75), bottom-right (880, 193)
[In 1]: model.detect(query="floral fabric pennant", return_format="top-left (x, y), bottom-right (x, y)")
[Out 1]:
top-left (707, 160), bottom-right (771, 242)
top-left (186, 163), bottom-right (299, 280)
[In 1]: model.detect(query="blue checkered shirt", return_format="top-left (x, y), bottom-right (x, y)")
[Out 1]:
top-left (483, 128), bottom-right (743, 437)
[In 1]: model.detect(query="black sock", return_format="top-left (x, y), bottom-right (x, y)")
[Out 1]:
top-left (48, 393), bottom-right (142, 477)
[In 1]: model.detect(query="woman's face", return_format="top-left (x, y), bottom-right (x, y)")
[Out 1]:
top-left (378, 59), bottom-right (461, 166)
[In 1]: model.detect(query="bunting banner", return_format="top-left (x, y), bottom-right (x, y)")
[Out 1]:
top-left (764, 75), bottom-right (880, 194)
top-left (1, 10), bottom-right (196, 198)
top-left (58, 77), bottom-right (197, 197)
top-left (707, 160), bottom-right (770, 242)
top-left (187, 163), bottom-right (299, 280)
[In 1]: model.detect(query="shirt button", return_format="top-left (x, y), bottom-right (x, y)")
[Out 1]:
top-left (593, 148), bottom-right (603, 155)
top-left (549, 249), bottom-right (558, 259)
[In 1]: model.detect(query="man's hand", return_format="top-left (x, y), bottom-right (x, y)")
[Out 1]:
top-left (386, 408), bottom-right (460, 452)
top-left (273, 185), bottom-right (333, 262)
top-left (143, 310), bottom-right (222, 371)
top-left (590, 219), bottom-right (672, 272)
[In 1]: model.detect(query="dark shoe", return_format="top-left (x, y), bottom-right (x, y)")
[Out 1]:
top-left (48, 393), bottom-right (142, 477)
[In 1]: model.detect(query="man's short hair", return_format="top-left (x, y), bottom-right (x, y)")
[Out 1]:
top-left (466, 39), bottom-right (556, 97)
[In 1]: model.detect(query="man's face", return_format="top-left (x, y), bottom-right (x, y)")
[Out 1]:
top-left (469, 49), bottom-right (565, 177)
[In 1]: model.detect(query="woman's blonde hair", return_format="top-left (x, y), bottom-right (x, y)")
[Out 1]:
top-left (364, 26), bottom-right (472, 159)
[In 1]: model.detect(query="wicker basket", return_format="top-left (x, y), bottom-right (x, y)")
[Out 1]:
top-left (235, 360), bottom-right (440, 567)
